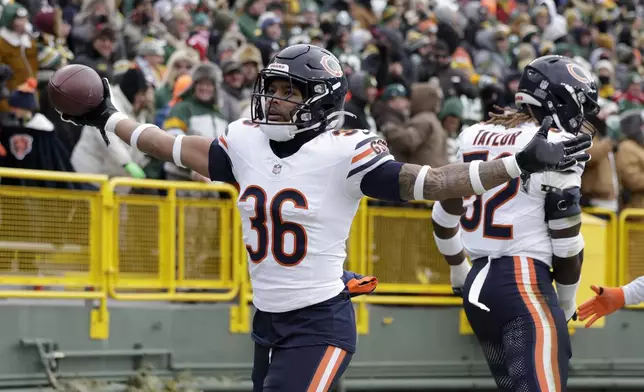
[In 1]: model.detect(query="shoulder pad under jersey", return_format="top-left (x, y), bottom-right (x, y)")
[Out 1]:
top-left (330, 128), bottom-right (387, 152)
top-left (220, 119), bottom-right (260, 147)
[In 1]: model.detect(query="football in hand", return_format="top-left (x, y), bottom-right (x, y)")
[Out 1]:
top-left (48, 64), bottom-right (104, 116)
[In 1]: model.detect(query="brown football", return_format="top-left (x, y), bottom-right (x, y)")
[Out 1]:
top-left (48, 64), bottom-right (104, 116)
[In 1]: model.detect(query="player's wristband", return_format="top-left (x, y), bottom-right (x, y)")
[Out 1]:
top-left (556, 278), bottom-right (580, 303)
top-left (433, 229), bottom-right (464, 256)
top-left (552, 234), bottom-right (584, 258)
top-left (414, 165), bottom-right (430, 200)
top-left (173, 134), bottom-right (186, 168)
top-left (432, 201), bottom-right (461, 228)
top-left (450, 259), bottom-right (471, 278)
top-left (105, 112), bottom-right (129, 134)
top-left (129, 123), bottom-right (156, 153)
top-left (502, 155), bottom-right (522, 178)
top-left (469, 160), bottom-right (486, 195)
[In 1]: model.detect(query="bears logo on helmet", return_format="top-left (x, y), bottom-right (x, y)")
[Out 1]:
top-left (565, 63), bottom-right (592, 84)
top-left (320, 55), bottom-right (343, 77)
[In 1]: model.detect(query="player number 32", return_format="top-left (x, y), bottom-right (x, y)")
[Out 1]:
top-left (240, 186), bottom-right (308, 266)
top-left (460, 152), bottom-right (520, 240)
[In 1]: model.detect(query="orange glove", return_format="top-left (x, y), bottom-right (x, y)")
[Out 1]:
top-left (577, 285), bottom-right (625, 328)
top-left (346, 276), bottom-right (378, 297)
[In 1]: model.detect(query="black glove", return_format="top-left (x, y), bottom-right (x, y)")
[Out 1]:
top-left (515, 116), bottom-right (592, 174)
top-left (567, 311), bottom-right (578, 324)
top-left (58, 78), bottom-right (119, 146)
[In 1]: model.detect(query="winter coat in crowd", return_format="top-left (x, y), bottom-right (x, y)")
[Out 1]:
top-left (163, 62), bottom-right (228, 180)
top-left (0, 4), bottom-right (38, 111)
top-left (381, 81), bottom-right (448, 167)
top-left (71, 83), bottom-right (150, 178)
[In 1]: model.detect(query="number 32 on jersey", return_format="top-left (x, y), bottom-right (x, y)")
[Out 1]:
top-left (461, 151), bottom-right (520, 240)
top-left (240, 185), bottom-right (308, 266)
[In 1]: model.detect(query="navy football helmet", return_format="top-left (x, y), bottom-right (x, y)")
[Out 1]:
top-left (515, 55), bottom-right (599, 135)
top-left (251, 44), bottom-right (349, 141)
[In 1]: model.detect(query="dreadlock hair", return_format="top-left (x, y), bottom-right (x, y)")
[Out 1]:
top-left (484, 105), bottom-right (536, 128)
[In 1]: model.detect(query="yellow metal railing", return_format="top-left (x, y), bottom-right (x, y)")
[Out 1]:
top-left (0, 167), bottom-right (633, 337)
top-left (103, 178), bottom-right (241, 302)
top-left (0, 168), bottom-right (107, 292)
top-left (365, 200), bottom-right (451, 293)
top-left (583, 207), bottom-right (618, 287)
top-left (0, 169), bottom-right (244, 339)
top-left (0, 168), bottom-right (110, 339)
top-left (354, 199), bottom-right (462, 310)
top-left (618, 208), bottom-right (644, 309)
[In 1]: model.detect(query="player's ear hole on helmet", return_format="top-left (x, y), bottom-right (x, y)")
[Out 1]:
top-left (524, 68), bottom-right (543, 83)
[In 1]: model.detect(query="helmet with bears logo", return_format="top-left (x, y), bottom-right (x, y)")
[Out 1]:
top-left (515, 55), bottom-right (599, 135)
top-left (251, 44), bottom-right (349, 141)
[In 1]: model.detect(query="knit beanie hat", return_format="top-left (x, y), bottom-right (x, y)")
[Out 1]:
top-left (381, 84), bottom-right (408, 101)
top-left (119, 68), bottom-right (149, 104)
top-left (439, 96), bottom-right (464, 121)
top-left (9, 78), bottom-right (38, 111)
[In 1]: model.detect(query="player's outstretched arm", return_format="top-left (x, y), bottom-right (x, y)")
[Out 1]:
top-left (59, 79), bottom-right (213, 178)
top-left (431, 198), bottom-right (470, 296)
top-left (397, 117), bottom-right (592, 201)
top-left (578, 276), bottom-right (644, 327)
top-left (112, 118), bottom-right (213, 177)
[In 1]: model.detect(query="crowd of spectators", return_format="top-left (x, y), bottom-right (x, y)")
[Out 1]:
top-left (0, 0), bottom-right (642, 212)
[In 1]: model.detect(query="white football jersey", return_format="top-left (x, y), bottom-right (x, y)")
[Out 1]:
top-left (219, 119), bottom-right (392, 313)
top-left (457, 122), bottom-right (585, 267)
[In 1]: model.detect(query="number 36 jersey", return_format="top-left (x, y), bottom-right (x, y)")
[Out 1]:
top-left (212, 119), bottom-right (392, 313)
top-left (457, 122), bottom-right (585, 267)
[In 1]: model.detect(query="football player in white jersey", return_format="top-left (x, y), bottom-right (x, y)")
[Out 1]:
top-left (58, 46), bottom-right (592, 391)
top-left (431, 55), bottom-right (600, 392)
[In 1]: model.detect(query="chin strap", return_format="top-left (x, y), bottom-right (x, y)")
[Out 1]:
top-left (261, 110), bottom-right (361, 142)
top-left (324, 110), bottom-right (357, 130)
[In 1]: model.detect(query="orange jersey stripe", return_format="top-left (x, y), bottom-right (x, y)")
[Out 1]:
top-left (513, 256), bottom-right (549, 392)
top-left (351, 147), bottom-right (374, 164)
top-left (219, 135), bottom-right (228, 149)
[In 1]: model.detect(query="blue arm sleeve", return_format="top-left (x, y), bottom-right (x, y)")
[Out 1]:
top-left (359, 160), bottom-right (405, 202)
top-left (208, 140), bottom-right (236, 184)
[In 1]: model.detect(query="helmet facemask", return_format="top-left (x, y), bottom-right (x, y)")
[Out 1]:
top-left (251, 68), bottom-right (346, 141)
